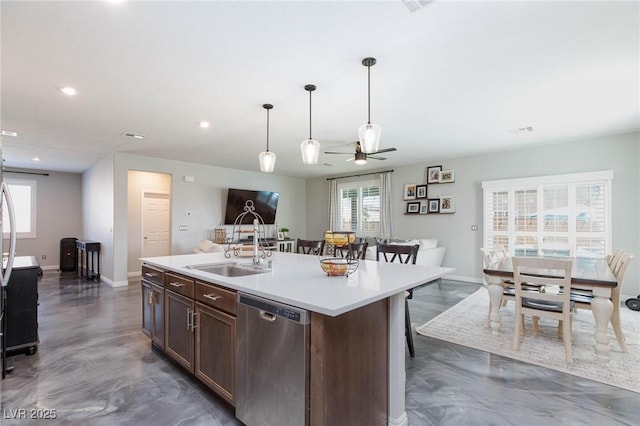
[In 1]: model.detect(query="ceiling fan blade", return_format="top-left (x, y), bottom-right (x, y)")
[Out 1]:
top-left (324, 151), bottom-right (352, 155)
top-left (372, 147), bottom-right (397, 154)
top-left (345, 156), bottom-right (355, 162)
top-left (368, 155), bottom-right (387, 160)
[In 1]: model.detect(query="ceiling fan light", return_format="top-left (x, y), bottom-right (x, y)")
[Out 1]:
top-left (358, 123), bottom-right (381, 154)
top-left (259, 150), bottom-right (276, 173)
top-left (301, 138), bottom-right (320, 164)
top-left (354, 151), bottom-right (367, 165)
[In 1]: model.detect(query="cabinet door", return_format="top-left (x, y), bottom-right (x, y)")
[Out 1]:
top-left (165, 290), bottom-right (194, 372)
top-left (195, 302), bottom-right (236, 405)
top-left (151, 283), bottom-right (165, 348)
top-left (141, 281), bottom-right (152, 337)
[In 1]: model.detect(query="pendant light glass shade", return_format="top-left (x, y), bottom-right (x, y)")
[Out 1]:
top-left (301, 138), bottom-right (320, 164)
top-left (301, 84), bottom-right (319, 165)
top-left (259, 104), bottom-right (276, 173)
top-left (358, 57), bottom-right (381, 154)
top-left (358, 123), bottom-right (381, 154)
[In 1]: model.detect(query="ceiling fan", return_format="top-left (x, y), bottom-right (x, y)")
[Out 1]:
top-left (324, 142), bottom-right (397, 165)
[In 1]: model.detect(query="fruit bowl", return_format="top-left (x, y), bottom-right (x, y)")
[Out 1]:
top-left (323, 231), bottom-right (356, 247)
top-left (319, 257), bottom-right (359, 277)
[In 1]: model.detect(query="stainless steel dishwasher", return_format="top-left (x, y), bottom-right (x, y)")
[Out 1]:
top-left (236, 293), bottom-right (310, 426)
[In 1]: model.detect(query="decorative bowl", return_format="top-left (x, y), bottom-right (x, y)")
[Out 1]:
top-left (319, 257), bottom-right (359, 277)
top-left (323, 231), bottom-right (356, 247)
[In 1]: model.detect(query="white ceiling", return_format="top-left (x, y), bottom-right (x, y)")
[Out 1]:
top-left (1, 1), bottom-right (638, 178)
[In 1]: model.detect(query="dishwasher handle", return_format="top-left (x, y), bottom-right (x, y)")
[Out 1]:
top-left (259, 310), bottom-right (277, 322)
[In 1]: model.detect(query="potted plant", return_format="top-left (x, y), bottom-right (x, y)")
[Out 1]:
top-left (280, 227), bottom-right (289, 239)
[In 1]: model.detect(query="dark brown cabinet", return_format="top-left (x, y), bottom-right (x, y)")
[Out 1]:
top-left (141, 265), bottom-right (237, 406)
top-left (195, 301), bottom-right (236, 404)
top-left (165, 289), bottom-right (194, 371)
top-left (141, 266), bottom-right (164, 349)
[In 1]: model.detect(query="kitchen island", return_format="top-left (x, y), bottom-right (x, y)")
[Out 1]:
top-left (141, 251), bottom-right (454, 426)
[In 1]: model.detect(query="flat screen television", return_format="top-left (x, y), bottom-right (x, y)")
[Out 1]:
top-left (224, 188), bottom-right (279, 225)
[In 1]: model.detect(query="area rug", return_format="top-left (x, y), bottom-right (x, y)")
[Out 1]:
top-left (416, 289), bottom-right (640, 393)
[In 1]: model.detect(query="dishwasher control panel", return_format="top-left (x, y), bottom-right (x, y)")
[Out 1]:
top-left (238, 294), bottom-right (308, 324)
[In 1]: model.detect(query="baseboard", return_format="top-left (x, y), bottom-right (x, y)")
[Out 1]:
top-left (41, 265), bottom-right (60, 271)
top-left (128, 271), bottom-right (142, 278)
top-left (100, 276), bottom-right (128, 287)
top-left (445, 274), bottom-right (483, 284)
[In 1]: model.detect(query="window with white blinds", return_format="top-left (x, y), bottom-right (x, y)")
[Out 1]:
top-left (2, 178), bottom-right (37, 239)
top-left (482, 171), bottom-right (612, 258)
top-left (336, 179), bottom-right (380, 237)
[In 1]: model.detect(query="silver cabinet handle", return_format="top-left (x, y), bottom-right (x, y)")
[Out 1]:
top-left (144, 272), bottom-right (159, 277)
top-left (187, 308), bottom-right (192, 330)
top-left (191, 311), bottom-right (198, 331)
top-left (169, 282), bottom-right (184, 288)
top-left (203, 294), bottom-right (221, 302)
top-left (148, 291), bottom-right (153, 305)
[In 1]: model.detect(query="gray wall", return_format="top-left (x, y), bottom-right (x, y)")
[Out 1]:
top-left (306, 132), bottom-right (640, 296)
top-left (113, 153), bottom-right (307, 281)
top-left (3, 169), bottom-right (82, 270)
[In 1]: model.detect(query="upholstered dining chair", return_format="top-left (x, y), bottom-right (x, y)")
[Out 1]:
top-left (376, 243), bottom-right (419, 357)
top-left (512, 256), bottom-right (574, 364)
top-left (571, 252), bottom-right (634, 352)
top-left (296, 239), bottom-right (325, 255)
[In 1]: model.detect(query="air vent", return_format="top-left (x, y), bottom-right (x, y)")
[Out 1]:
top-left (510, 126), bottom-right (534, 135)
top-left (1, 130), bottom-right (18, 137)
top-left (122, 132), bottom-right (146, 139)
top-left (402, 0), bottom-right (422, 13)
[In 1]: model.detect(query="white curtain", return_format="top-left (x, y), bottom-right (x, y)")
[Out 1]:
top-left (328, 179), bottom-right (340, 231)
top-left (379, 171), bottom-right (393, 239)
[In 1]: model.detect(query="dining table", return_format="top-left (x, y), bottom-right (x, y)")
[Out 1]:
top-left (483, 256), bottom-right (617, 362)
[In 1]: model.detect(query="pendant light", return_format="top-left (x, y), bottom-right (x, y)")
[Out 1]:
top-left (300, 84), bottom-right (320, 164)
top-left (358, 57), bottom-right (381, 154)
top-left (259, 104), bottom-right (276, 173)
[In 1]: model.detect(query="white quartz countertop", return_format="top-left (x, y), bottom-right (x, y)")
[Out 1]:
top-left (140, 252), bottom-right (454, 316)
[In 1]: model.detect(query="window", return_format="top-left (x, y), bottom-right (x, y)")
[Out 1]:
top-left (483, 171), bottom-right (612, 258)
top-left (2, 178), bottom-right (37, 238)
top-left (336, 179), bottom-right (380, 237)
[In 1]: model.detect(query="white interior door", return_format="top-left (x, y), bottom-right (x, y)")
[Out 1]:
top-left (141, 191), bottom-right (171, 258)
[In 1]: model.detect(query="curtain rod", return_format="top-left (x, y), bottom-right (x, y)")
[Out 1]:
top-left (326, 169), bottom-right (393, 181)
top-left (4, 169), bottom-right (50, 176)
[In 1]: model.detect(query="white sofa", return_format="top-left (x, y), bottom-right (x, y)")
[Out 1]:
top-left (365, 238), bottom-right (446, 267)
top-left (193, 239), bottom-right (226, 254)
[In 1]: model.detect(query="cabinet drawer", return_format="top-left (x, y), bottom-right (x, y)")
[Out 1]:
top-left (142, 265), bottom-right (164, 286)
top-left (195, 281), bottom-right (236, 315)
top-left (165, 272), bottom-right (195, 298)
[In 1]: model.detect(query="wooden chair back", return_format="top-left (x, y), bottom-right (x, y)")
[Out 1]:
top-left (296, 239), bottom-right (325, 255)
top-left (346, 241), bottom-right (369, 260)
top-left (376, 243), bottom-right (419, 265)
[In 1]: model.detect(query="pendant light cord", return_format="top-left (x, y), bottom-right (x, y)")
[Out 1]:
top-left (309, 89), bottom-right (312, 139)
top-left (367, 64), bottom-right (371, 125)
top-left (266, 108), bottom-right (270, 152)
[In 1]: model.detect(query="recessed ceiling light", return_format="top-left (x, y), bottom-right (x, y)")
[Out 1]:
top-left (122, 132), bottom-right (146, 139)
top-left (60, 87), bottom-right (77, 96)
top-left (32, 157), bottom-right (41, 162)
top-left (199, 121), bottom-right (210, 128)
top-left (1, 130), bottom-right (18, 137)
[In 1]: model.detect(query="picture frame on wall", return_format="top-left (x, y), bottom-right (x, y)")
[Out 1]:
top-left (403, 183), bottom-right (417, 200)
top-left (428, 199), bottom-right (440, 213)
top-left (406, 202), bottom-right (420, 214)
top-left (416, 184), bottom-right (427, 199)
top-left (439, 194), bottom-right (455, 213)
top-left (277, 232), bottom-right (285, 240)
top-left (439, 170), bottom-right (455, 183)
top-left (426, 165), bottom-right (442, 184)
top-left (419, 203), bottom-right (428, 215)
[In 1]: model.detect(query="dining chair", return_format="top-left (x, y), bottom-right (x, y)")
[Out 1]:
top-left (345, 241), bottom-right (368, 260)
top-left (512, 256), bottom-right (574, 363)
top-left (376, 243), bottom-right (419, 357)
top-left (607, 248), bottom-right (624, 269)
top-left (296, 239), bottom-right (325, 255)
top-left (571, 252), bottom-right (634, 352)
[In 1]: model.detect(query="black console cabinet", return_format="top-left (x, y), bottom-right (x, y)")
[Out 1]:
top-left (4, 256), bottom-right (40, 355)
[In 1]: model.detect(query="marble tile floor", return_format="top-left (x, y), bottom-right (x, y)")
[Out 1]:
top-left (0, 272), bottom-right (638, 425)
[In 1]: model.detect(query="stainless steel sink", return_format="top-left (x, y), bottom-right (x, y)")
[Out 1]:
top-left (185, 262), bottom-right (270, 277)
